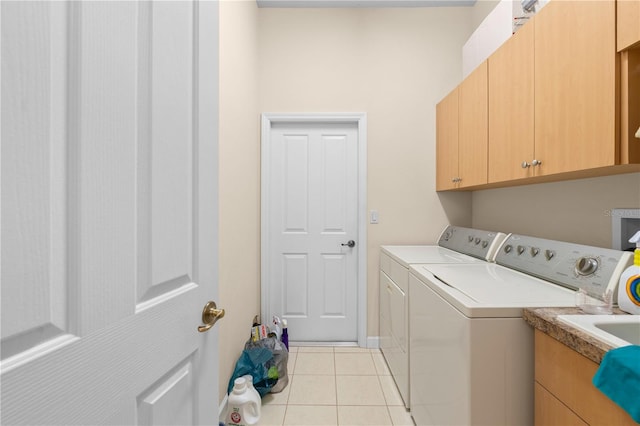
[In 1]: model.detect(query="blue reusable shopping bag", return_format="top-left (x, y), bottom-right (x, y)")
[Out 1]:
top-left (226, 346), bottom-right (278, 397)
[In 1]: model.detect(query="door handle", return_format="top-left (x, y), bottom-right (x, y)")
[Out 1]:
top-left (198, 301), bottom-right (225, 332)
top-left (341, 240), bottom-right (356, 248)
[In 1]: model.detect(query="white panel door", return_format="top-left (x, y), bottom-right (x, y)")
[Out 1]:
top-left (0, 1), bottom-right (220, 424)
top-left (267, 122), bottom-right (359, 342)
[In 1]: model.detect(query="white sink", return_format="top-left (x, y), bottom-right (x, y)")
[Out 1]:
top-left (556, 315), bottom-right (640, 348)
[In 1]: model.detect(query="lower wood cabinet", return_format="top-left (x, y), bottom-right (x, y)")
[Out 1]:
top-left (534, 330), bottom-right (637, 426)
top-left (535, 383), bottom-right (587, 426)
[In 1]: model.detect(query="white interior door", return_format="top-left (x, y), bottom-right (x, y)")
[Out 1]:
top-left (0, 1), bottom-right (220, 424)
top-left (265, 121), bottom-right (359, 342)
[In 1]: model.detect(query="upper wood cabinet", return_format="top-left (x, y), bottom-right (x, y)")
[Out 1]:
top-left (534, 0), bottom-right (618, 176)
top-left (488, 21), bottom-right (534, 183)
top-left (436, 62), bottom-right (488, 190)
top-left (458, 61), bottom-right (488, 188)
top-left (436, 0), bottom-right (640, 191)
top-left (436, 87), bottom-right (459, 191)
top-left (621, 49), bottom-right (640, 164)
top-left (618, 0), bottom-right (640, 51)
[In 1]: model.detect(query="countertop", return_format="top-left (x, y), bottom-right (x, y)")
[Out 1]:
top-left (523, 307), bottom-right (629, 364)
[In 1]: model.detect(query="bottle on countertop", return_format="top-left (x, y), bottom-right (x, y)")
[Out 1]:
top-left (618, 230), bottom-right (640, 314)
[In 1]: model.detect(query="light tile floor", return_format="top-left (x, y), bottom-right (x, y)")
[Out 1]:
top-left (259, 346), bottom-right (414, 426)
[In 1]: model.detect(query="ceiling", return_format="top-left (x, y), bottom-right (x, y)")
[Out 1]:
top-left (257, 0), bottom-right (477, 7)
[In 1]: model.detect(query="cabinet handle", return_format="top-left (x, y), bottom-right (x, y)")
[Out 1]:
top-left (451, 177), bottom-right (462, 183)
top-left (521, 161), bottom-right (530, 168)
top-left (531, 159), bottom-right (542, 166)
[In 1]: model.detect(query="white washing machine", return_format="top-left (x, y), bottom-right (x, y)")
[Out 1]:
top-left (408, 234), bottom-right (633, 426)
top-left (379, 226), bottom-right (507, 408)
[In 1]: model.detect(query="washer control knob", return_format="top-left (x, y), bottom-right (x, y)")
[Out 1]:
top-left (545, 250), bottom-right (555, 261)
top-left (517, 245), bottom-right (526, 255)
top-left (530, 247), bottom-right (540, 257)
top-left (468, 236), bottom-right (474, 242)
top-left (474, 237), bottom-right (481, 245)
top-left (482, 241), bottom-right (488, 248)
top-left (575, 257), bottom-right (599, 276)
top-left (504, 245), bottom-right (513, 254)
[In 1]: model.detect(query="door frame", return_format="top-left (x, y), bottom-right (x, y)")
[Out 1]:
top-left (260, 113), bottom-right (368, 347)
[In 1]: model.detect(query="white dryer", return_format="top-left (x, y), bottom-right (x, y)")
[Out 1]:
top-left (379, 226), bottom-right (507, 408)
top-left (408, 234), bottom-right (633, 426)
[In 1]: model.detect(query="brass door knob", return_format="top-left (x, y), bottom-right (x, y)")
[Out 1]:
top-left (198, 301), bottom-right (225, 332)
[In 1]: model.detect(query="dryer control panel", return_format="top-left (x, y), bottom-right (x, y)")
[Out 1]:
top-left (438, 226), bottom-right (507, 262)
top-left (495, 234), bottom-right (633, 301)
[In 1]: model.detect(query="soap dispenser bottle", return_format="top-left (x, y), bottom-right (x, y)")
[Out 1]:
top-left (618, 230), bottom-right (640, 314)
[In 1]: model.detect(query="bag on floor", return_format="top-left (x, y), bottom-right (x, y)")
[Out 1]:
top-left (227, 346), bottom-right (279, 397)
top-left (244, 336), bottom-right (289, 393)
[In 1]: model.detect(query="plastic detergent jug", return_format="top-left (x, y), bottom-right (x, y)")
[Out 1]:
top-left (241, 375), bottom-right (261, 403)
top-left (618, 230), bottom-right (640, 314)
top-left (226, 377), bottom-right (260, 426)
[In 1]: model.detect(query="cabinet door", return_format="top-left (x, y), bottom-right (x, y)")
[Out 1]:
top-left (534, 383), bottom-right (587, 426)
top-left (436, 87), bottom-right (459, 190)
top-left (488, 22), bottom-right (535, 183)
top-left (535, 331), bottom-right (638, 426)
top-left (618, 0), bottom-right (640, 51)
top-left (459, 61), bottom-right (488, 187)
top-left (621, 49), bottom-right (640, 164)
top-left (534, 0), bottom-right (617, 175)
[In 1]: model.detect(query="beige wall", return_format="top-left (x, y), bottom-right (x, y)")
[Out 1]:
top-left (218, 0), bottom-right (260, 402)
top-left (217, 0), bottom-right (640, 407)
top-left (470, 0), bottom-right (500, 30)
top-left (257, 7), bottom-right (474, 341)
top-left (472, 173), bottom-right (640, 248)
top-left (218, 2), bottom-right (475, 404)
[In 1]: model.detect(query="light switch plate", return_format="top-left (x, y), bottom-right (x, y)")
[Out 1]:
top-left (370, 210), bottom-right (379, 224)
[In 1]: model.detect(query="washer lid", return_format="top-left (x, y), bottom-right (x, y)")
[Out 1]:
top-left (381, 246), bottom-right (482, 268)
top-left (410, 263), bottom-right (576, 318)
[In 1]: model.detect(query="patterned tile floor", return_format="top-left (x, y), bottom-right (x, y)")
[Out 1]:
top-left (258, 346), bottom-right (414, 426)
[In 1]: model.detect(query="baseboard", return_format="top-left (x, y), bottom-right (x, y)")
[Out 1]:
top-left (367, 336), bottom-right (379, 349)
top-left (287, 338), bottom-right (380, 349)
